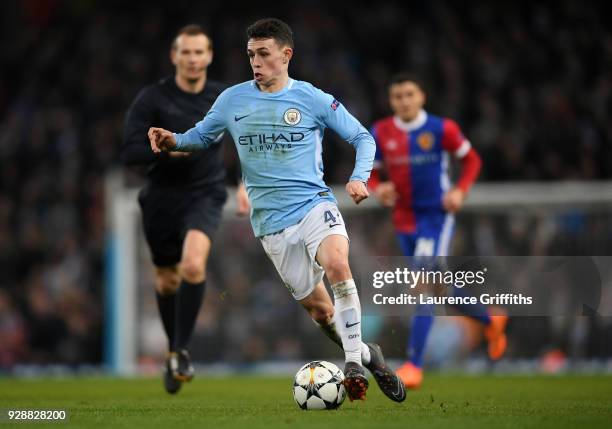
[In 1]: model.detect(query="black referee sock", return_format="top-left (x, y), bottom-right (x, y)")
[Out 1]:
top-left (174, 280), bottom-right (206, 350)
top-left (155, 291), bottom-right (177, 353)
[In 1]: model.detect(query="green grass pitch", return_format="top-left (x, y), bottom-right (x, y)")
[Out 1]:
top-left (1, 374), bottom-right (610, 428)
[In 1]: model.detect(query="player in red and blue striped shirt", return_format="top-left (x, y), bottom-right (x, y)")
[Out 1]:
top-left (369, 74), bottom-right (507, 389)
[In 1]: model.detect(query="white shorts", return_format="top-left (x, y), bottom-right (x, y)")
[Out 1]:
top-left (260, 201), bottom-right (349, 300)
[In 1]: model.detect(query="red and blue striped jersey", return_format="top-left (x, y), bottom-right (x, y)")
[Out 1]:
top-left (370, 110), bottom-right (480, 233)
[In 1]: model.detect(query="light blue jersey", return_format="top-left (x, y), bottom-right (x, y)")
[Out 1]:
top-left (174, 78), bottom-right (375, 237)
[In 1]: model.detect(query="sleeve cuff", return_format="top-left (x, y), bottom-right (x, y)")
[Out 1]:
top-left (173, 133), bottom-right (183, 151)
top-left (454, 140), bottom-right (471, 158)
top-left (349, 174), bottom-right (370, 183)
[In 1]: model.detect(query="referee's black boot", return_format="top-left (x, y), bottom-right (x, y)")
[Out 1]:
top-left (171, 349), bottom-right (195, 382)
top-left (163, 353), bottom-right (182, 394)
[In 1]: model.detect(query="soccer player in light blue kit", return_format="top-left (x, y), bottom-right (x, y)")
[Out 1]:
top-left (148, 18), bottom-right (406, 403)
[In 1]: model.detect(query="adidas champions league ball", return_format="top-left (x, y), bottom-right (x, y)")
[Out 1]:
top-left (293, 361), bottom-right (346, 410)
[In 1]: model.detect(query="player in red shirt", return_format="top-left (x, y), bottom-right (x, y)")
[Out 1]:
top-left (369, 73), bottom-right (508, 389)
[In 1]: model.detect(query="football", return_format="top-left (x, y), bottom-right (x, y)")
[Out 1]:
top-left (293, 361), bottom-right (346, 410)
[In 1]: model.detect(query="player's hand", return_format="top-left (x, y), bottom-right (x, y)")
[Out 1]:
top-left (374, 181), bottom-right (398, 207)
top-left (235, 182), bottom-right (250, 216)
top-left (442, 187), bottom-right (466, 213)
top-left (148, 127), bottom-right (177, 153)
top-left (346, 180), bottom-right (369, 205)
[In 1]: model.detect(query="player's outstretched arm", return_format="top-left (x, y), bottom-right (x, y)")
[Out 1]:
top-left (153, 88), bottom-right (230, 154)
top-left (312, 89), bottom-right (376, 204)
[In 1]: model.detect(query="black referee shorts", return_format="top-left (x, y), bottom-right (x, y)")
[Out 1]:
top-left (138, 183), bottom-right (228, 267)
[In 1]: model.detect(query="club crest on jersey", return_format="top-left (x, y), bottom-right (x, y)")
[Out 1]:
top-left (330, 99), bottom-right (340, 110)
top-left (417, 131), bottom-right (435, 151)
top-left (283, 108), bottom-right (302, 125)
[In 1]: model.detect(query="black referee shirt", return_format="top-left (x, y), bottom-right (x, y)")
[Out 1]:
top-left (121, 76), bottom-right (227, 188)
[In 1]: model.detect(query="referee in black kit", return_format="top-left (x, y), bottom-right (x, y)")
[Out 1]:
top-left (121, 24), bottom-right (249, 394)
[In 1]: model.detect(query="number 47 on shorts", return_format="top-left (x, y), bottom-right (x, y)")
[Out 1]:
top-left (324, 209), bottom-right (342, 227)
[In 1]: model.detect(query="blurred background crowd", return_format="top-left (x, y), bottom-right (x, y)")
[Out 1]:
top-left (0, 0), bottom-right (611, 370)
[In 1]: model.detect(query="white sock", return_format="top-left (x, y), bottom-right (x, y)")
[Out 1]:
top-left (361, 342), bottom-right (371, 366)
top-left (313, 317), bottom-right (371, 365)
top-left (331, 279), bottom-right (363, 365)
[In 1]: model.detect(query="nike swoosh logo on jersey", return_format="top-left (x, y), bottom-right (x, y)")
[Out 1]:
top-left (345, 321), bottom-right (360, 328)
top-left (234, 114), bottom-right (251, 122)
top-left (329, 223), bottom-right (342, 228)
